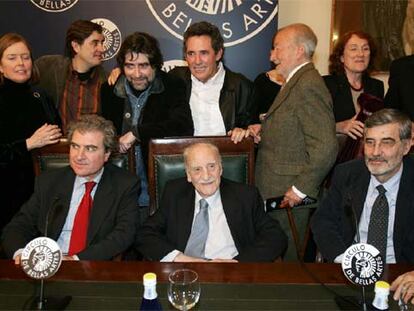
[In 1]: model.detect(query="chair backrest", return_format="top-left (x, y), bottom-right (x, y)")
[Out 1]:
top-left (32, 139), bottom-right (136, 176)
top-left (148, 136), bottom-right (255, 214)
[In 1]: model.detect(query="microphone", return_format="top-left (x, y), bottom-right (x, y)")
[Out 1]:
top-left (20, 196), bottom-right (72, 310)
top-left (345, 193), bottom-right (361, 244)
top-left (336, 194), bottom-right (385, 310)
top-left (298, 193), bottom-right (383, 310)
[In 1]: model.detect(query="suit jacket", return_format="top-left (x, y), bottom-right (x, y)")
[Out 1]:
top-left (323, 73), bottom-right (384, 122)
top-left (255, 63), bottom-right (338, 199)
top-left (385, 55), bottom-right (414, 120)
top-left (169, 66), bottom-right (253, 130)
top-left (1, 164), bottom-right (139, 260)
top-left (137, 178), bottom-right (287, 262)
top-left (311, 157), bottom-right (414, 263)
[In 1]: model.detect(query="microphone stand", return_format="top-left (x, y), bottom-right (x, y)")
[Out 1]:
top-left (27, 197), bottom-right (72, 310)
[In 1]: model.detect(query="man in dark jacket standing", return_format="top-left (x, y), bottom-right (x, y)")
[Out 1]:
top-left (169, 21), bottom-right (253, 143)
top-left (101, 32), bottom-right (193, 208)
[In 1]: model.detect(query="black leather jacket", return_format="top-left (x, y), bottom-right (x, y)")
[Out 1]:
top-left (169, 66), bottom-right (253, 131)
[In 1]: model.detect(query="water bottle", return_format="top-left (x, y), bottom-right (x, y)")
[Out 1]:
top-left (372, 281), bottom-right (390, 310)
top-left (140, 272), bottom-right (163, 311)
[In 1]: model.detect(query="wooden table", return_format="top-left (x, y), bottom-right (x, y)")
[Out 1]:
top-left (0, 260), bottom-right (412, 310)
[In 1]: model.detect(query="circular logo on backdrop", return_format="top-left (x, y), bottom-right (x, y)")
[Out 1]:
top-left (91, 18), bottom-right (122, 61)
top-left (21, 237), bottom-right (62, 280)
top-left (341, 243), bottom-right (384, 286)
top-left (30, 0), bottom-right (78, 12)
top-left (146, 0), bottom-right (278, 47)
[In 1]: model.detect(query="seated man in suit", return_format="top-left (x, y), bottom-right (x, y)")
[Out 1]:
top-left (137, 142), bottom-right (287, 262)
top-left (1, 115), bottom-right (139, 262)
top-left (312, 109), bottom-right (414, 263)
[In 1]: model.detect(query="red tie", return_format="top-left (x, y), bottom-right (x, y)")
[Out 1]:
top-left (68, 181), bottom-right (96, 256)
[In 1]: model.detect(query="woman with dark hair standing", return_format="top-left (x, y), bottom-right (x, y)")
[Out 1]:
top-left (325, 31), bottom-right (384, 139)
top-left (324, 31), bottom-right (384, 162)
top-left (0, 33), bottom-right (61, 232)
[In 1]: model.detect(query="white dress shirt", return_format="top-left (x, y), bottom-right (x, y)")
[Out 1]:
top-left (189, 62), bottom-right (227, 136)
top-left (161, 188), bottom-right (239, 261)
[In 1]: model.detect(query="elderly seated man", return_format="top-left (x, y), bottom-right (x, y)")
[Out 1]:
top-left (137, 142), bottom-right (287, 262)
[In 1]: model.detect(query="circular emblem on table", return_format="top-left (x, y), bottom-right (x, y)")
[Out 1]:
top-left (341, 243), bottom-right (384, 286)
top-left (21, 237), bottom-right (62, 280)
top-left (146, 0), bottom-right (278, 47)
top-left (91, 18), bottom-right (122, 61)
top-left (30, 0), bottom-right (78, 12)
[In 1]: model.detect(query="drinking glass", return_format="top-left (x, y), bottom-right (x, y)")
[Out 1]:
top-left (168, 269), bottom-right (200, 310)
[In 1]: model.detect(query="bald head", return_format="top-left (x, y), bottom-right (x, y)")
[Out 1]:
top-left (183, 143), bottom-right (223, 198)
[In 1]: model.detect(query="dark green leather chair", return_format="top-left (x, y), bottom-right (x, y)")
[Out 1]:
top-left (32, 138), bottom-right (136, 176)
top-left (148, 136), bottom-right (255, 215)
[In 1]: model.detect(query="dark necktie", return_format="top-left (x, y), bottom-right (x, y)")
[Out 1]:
top-left (184, 199), bottom-right (209, 258)
top-left (367, 185), bottom-right (389, 261)
top-left (68, 181), bottom-right (96, 256)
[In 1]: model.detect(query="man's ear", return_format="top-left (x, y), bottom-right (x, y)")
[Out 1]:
top-left (71, 41), bottom-right (80, 55)
top-left (215, 48), bottom-right (223, 62)
top-left (402, 140), bottom-right (412, 156)
top-left (104, 151), bottom-right (111, 162)
top-left (186, 169), bottom-right (192, 183)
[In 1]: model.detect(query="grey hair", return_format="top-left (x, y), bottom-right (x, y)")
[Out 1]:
top-left (365, 108), bottom-right (412, 140)
top-left (280, 23), bottom-right (317, 59)
top-left (67, 114), bottom-right (117, 152)
top-left (183, 142), bottom-right (222, 169)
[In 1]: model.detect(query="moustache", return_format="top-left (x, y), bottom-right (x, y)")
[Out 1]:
top-left (368, 157), bottom-right (387, 163)
top-left (199, 179), bottom-right (215, 185)
top-left (132, 77), bottom-right (148, 82)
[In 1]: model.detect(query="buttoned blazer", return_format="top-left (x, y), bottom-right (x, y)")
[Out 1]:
top-left (323, 73), bottom-right (384, 122)
top-left (311, 157), bottom-right (414, 263)
top-left (385, 55), bottom-right (414, 120)
top-left (1, 164), bottom-right (139, 260)
top-left (137, 177), bottom-right (287, 262)
top-left (255, 63), bottom-right (338, 199)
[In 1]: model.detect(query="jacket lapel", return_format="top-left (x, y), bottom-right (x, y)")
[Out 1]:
top-left (48, 168), bottom-right (75, 240)
top-left (87, 167), bottom-right (115, 243)
top-left (265, 63), bottom-right (314, 119)
top-left (219, 180), bottom-right (242, 250)
top-left (350, 168), bottom-right (371, 223)
top-left (393, 158), bottom-right (414, 260)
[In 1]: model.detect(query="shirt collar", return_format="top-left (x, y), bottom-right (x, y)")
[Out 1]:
top-left (194, 187), bottom-right (221, 212)
top-left (74, 167), bottom-right (104, 189)
top-left (285, 61), bottom-right (310, 84)
top-left (370, 163), bottom-right (403, 194)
